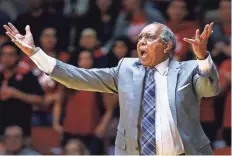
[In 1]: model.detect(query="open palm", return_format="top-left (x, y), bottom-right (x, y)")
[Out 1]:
top-left (3, 23), bottom-right (35, 56)
top-left (183, 22), bottom-right (214, 59)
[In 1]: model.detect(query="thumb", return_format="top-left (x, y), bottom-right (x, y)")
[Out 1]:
top-left (25, 25), bottom-right (31, 34)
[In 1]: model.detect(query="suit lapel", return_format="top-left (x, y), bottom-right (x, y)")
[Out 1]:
top-left (133, 61), bottom-right (146, 125)
top-left (167, 59), bottom-right (180, 125)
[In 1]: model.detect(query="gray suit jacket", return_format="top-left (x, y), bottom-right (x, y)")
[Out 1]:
top-left (49, 57), bottom-right (219, 155)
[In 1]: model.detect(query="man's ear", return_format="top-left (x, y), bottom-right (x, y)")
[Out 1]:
top-left (164, 42), bottom-right (172, 54)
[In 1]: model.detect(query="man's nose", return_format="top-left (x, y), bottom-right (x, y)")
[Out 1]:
top-left (139, 37), bottom-right (146, 45)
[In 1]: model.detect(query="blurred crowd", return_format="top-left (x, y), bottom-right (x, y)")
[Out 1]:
top-left (0, 0), bottom-right (230, 155)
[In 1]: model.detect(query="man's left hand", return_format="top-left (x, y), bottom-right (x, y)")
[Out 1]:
top-left (183, 22), bottom-right (214, 60)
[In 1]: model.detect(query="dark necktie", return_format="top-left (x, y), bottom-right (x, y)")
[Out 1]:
top-left (141, 68), bottom-right (156, 155)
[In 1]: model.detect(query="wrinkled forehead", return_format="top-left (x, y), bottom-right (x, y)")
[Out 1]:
top-left (139, 24), bottom-right (163, 36)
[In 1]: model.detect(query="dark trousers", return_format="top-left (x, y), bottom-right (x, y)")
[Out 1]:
top-left (62, 132), bottom-right (104, 155)
top-left (223, 128), bottom-right (231, 146)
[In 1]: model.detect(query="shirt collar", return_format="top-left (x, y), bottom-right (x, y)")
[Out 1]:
top-left (155, 58), bottom-right (169, 76)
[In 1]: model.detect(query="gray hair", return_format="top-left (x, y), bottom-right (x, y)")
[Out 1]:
top-left (153, 22), bottom-right (176, 56)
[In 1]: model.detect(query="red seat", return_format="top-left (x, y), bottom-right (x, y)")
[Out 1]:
top-left (214, 147), bottom-right (232, 155)
top-left (223, 92), bottom-right (231, 128)
top-left (31, 127), bottom-right (61, 154)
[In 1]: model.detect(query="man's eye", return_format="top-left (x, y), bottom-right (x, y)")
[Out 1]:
top-left (137, 36), bottom-right (142, 41)
top-left (147, 35), bottom-right (153, 40)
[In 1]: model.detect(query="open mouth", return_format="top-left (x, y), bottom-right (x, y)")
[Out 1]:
top-left (141, 50), bottom-right (145, 56)
top-left (140, 50), bottom-right (148, 58)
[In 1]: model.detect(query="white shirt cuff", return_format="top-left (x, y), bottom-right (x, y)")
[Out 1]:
top-left (197, 53), bottom-right (213, 74)
top-left (30, 48), bottom-right (56, 74)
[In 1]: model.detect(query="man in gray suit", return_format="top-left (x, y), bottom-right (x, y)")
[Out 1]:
top-left (3, 21), bottom-right (219, 155)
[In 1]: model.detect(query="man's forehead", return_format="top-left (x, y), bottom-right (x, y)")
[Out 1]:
top-left (140, 24), bottom-right (163, 35)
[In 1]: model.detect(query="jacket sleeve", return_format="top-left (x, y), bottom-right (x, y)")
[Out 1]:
top-left (193, 54), bottom-right (220, 100)
top-left (30, 48), bottom-right (124, 94)
top-left (49, 59), bottom-right (124, 94)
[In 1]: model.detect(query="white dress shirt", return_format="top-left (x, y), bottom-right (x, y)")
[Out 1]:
top-left (30, 48), bottom-right (213, 155)
top-left (154, 58), bottom-right (184, 155)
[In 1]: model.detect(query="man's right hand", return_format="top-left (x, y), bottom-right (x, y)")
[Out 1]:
top-left (3, 23), bottom-right (36, 56)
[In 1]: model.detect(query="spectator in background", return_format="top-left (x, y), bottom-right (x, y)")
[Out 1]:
top-left (166, 0), bottom-right (198, 61)
top-left (20, 27), bottom-right (69, 126)
top-left (64, 139), bottom-right (89, 155)
top-left (22, 27), bottom-right (70, 70)
top-left (0, 0), bottom-right (30, 21)
top-left (106, 36), bottom-right (132, 67)
top-left (0, 42), bottom-right (44, 138)
top-left (211, 38), bottom-right (231, 66)
top-left (210, 0), bottom-right (231, 46)
top-left (3, 125), bottom-right (39, 155)
top-left (87, 0), bottom-right (118, 46)
top-left (218, 60), bottom-right (231, 146)
top-left (63, 0), bottom-right (90, 18)
top-left (0, 142), bottom-right (4, 155)
top-left (101, 0), bottom-right (165, 54)
top-left (72, 28), bottom-right (106, 68)
top-left (43, 0), bottom-right (65, 16)
top-left (0, 32), bottom-right (8, 47)
top-left (223, 90), bottom-right (231, 146)
top-left (0, 11), bottom-right (10, 46)
top-left (53, 50), bottom-right (115, 154)
top-left (14, 0), bottom-right (70, 52)
top-left (209, 0), bottom-right (231, 66)
top-left (212, 58), bottom-right (231, 148)
top-left (65, 0), bottom-right (93, 52)
top-left (78, 28), bottom-right (100, 52)
top-left (113, 0), bottom-right (165, 43)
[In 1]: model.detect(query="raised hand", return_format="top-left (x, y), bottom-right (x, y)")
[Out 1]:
top-left (3, 23), bottom-right (35, 56)
top-left (183, 22), bottom-right (214, 60)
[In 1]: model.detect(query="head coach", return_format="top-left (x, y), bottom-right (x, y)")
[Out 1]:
top-left (3, 21), bottom-right (219, 155)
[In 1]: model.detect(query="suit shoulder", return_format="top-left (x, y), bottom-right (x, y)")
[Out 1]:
top-left (121, 57), bottom-right (140, 67)
top-left (116, 58), bottom-right (139, 74)
top-left (179, 60), bottom-right (198, 72)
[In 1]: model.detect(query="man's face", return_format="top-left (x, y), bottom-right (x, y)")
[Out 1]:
top-left (0, 46), bottom-right (19, 70)
top-left (40, 28), bottom-right (57, 50)
top-left (80, 34), bottom-right (97, 50)
top-left (167, 0), bottom-right (187, 22)
top-left (113, 40), bottom-right (128, 59)
top-left (4, 127), bottom-right (23, 153)
top-left (137, 24), bottom-right (167, 67)
top-left (78, 51), bottom-right (93, 69)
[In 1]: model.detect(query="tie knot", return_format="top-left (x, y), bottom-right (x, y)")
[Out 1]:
top-left (147, 68), bottom-right (156, 77)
